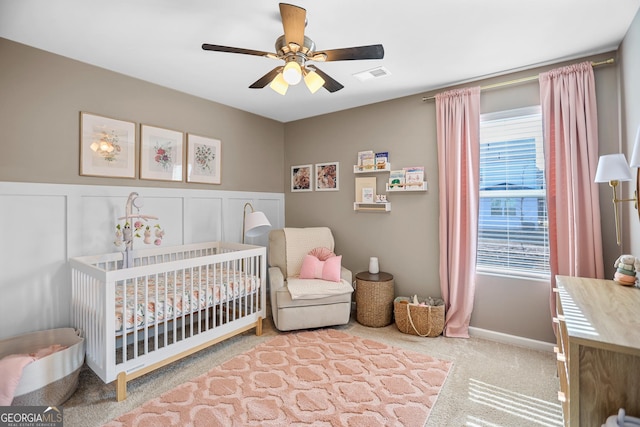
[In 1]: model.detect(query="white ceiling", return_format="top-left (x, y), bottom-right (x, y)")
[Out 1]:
top-left (1, 1), bottom-right (639, 123)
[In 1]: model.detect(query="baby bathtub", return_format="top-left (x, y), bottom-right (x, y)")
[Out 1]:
top-left (0, 328), bottom-right (85, 406)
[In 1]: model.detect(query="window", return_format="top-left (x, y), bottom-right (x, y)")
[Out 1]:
top-left (477, 106), bottom-right (550, 278)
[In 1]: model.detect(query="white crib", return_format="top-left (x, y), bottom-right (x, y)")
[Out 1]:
top-left (70, 241), bottom-right (266, 401)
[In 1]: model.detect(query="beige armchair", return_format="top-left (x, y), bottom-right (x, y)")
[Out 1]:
top-left (268, 227), bottom-right (354, 331)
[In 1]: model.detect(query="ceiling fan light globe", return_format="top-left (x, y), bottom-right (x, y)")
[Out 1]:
top-left (304, 70), bottom-right (325, 94)
top-left (269, 72), bottom-right (289, 95)
top-left (283, 61), bottom-right (302, 85)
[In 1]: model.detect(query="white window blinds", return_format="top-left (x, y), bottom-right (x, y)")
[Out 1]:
top-left (477, 106), bottom-right (550, 278)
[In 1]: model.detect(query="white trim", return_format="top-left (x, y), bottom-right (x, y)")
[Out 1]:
top-left (480, 105), bottom-right (541, 121)
top-left (469, 326), bottom-right (555, 353)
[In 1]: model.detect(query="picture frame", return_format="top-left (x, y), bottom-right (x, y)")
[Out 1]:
top-left (315, 162), bottom-right (339, 191)
top-left (362, 187), bottom-right (374, 203)
top-left (140, 124), bottom-right (184, 181)
top-left (291, 164), bottom-right (313, 192)
top-left (80, 112), bottom-right (136, 178)
top-left (186, 134), bottom-right (221, 184)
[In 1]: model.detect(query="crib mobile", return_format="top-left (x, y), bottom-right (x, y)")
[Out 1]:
top-left (114, 192), bottom-right (164, 267)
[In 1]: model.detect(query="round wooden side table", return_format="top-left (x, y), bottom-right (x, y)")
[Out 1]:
top-left (355, 271), bottom-right (395, 327)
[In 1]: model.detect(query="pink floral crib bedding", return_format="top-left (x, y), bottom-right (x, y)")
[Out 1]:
top-left (115, 267), bottom-right (259, 333)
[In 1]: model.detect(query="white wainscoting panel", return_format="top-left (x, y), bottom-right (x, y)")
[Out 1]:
top-left (0, 182), bottom-right (284, 340)
top-left (1, 193), bottom-right (68, 335)
top-left (184, 197), bottom-right (224, 243)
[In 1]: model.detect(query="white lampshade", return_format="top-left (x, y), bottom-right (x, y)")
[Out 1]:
top-left (630, 127), bottom-right (640, 168)
top-left (304, 69), bottom-right (325, 94)
top-left (244, 211), bottom-right (271, 238)
top-left (283, 61), bottom-right (302, 85)
top-left (269, 73), bottom-right (289, 95)
top-left (594, 153), bottom-right (633, 183)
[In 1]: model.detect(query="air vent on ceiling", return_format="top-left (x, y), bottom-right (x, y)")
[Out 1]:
top-left (353, 66), bottom-right (391, 82)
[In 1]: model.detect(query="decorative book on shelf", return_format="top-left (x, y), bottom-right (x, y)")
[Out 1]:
top-left (388, 170), bottom-right (405, 188)
top-left (357, 150), bottom-right (375, 171)
top-left (375, 152), bottom-right (388, 170)
top-left (362, 187), bottom-right (374, 203)
top-left (403, 166), bottom-right (424, 186)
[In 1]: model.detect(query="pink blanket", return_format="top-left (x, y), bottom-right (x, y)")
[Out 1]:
top-left (0, 344), bottom-right (67, 405)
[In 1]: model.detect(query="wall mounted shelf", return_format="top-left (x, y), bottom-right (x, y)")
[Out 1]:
top-left (386, 182), bottom-right (428, 192)
top-left (354, 164), bottom-right (391, 173)
top-left (354, 202), bottom-right (391, 212)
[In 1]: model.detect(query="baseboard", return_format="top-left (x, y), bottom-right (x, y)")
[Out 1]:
top-left (468, 327), bottom-right (555, 353)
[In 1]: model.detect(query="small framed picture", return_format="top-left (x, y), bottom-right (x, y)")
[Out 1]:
top-left (140, 124), bottom-right (183, 181)
top-left (291, 164), bottom-right (312, 192)
top-left (80, 112), bottom-right (136, 178)
top-left (362, 187), bottom-right (374, 203)
top-left (187, 134), bottom-right (221, 184)
top-left (315, 162), bottom-right (339, 191)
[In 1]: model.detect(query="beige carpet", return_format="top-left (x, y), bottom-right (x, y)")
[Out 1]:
top-left (102, 329), bottom-right (452, 426)
top-left (63, 315), bottom-right (563, 426)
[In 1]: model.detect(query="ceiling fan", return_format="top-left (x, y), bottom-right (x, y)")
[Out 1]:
top-left (202, 3), bottom-right (384, 95)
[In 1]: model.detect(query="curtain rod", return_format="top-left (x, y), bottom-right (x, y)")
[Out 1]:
top-left (421, 58), bottom-right (615, 102)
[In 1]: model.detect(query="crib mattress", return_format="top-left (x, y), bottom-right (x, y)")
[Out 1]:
top-left (116, 267), bottom-right (259, 332)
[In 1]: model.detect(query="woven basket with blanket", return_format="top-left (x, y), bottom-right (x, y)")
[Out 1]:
top-left (394, 296), bottom-right (445, 337)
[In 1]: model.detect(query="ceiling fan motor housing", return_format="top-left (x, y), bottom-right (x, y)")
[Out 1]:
top-left (276, 35), bottom-right (318, 61)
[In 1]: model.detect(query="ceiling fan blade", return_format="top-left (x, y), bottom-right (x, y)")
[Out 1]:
top-left (249, 66), bottom-right (284, 89)
top-left (202, 44), bottom-right (273, 58)
top-left (308, 66), bottom-right (344, 93)
top-left (319, 44), bottom-right (385, 61)
top-left (279, 3), bottom-right (306, 48)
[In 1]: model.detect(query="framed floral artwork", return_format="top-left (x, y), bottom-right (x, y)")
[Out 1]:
top-left (80, 112), bottom-right (136, 178)
top-left (291, 164), bottom-right (312, 192)
top-left (186, 134), bottom-right (221, 184)
top-left (315, 162), bottom-right (339, 191)
top-left (140, 124), bottom-right (184, 181)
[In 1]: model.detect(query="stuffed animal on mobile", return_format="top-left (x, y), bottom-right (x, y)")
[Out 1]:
top-left (612, 254), bottom-right (639, 286)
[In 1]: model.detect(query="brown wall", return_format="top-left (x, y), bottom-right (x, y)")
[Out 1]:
top-left (0, 38), bottom-right (284, 192)
top-left (1, 33), bottom-right (632, 344)
top-left (283, 52), bottom-right (621, 343)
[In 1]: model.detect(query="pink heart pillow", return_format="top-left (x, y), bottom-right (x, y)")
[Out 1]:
top-left (299, 254), bottom-right (342, 282)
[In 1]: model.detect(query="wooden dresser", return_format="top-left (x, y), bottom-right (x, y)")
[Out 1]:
top-left (554, 275), bottom-right (640, 426)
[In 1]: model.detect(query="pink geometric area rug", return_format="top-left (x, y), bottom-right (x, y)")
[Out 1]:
top-left (104, 329), bottom-right (452, 427)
